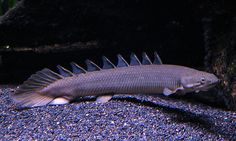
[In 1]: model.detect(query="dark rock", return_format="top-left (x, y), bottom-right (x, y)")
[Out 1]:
top-left (202, 0), bottom-right (236, 110)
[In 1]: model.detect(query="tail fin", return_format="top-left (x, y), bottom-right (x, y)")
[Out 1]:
top-left (12, 68), bottom-right (63, 107)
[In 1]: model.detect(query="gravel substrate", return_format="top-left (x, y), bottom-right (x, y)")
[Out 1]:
top-left (0, 86), bottom-right (236, 140)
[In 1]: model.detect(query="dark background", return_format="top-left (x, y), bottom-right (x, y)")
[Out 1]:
top-left (0, 0), bottom-right (209, 83)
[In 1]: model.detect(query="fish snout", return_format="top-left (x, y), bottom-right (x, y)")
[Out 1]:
top-left (203, 75), bottom-right (219, 91)
top-left (211, 75), bottom-right (220, 85)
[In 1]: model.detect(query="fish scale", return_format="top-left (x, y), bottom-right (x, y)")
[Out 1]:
top-left (12, 52), bottom-right (219, 108)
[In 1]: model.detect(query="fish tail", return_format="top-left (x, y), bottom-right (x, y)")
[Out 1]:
top-left (12, 68), bottom-right (63, 107)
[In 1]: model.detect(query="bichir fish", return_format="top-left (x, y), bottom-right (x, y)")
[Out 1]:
top-left (12, 52), bottom-right (219, 107)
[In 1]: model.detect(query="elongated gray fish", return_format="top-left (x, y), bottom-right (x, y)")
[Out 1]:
top-left (12, 52), bottom-right (219, 107)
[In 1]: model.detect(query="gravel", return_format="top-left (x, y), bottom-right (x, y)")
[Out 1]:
top-left (0, 86), bottom-right (236, 140)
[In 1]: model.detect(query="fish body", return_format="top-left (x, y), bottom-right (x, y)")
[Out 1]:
top-left (12, 52), bottom-right (219, 107)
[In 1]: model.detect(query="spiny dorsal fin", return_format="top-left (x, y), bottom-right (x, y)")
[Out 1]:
top-left (130, 53), bottom-right (141, 66)
top-left (85, 59), bottom-right (101, 72)
top-left (117, 54), bottom-right (129, 67)
top-left (57, 65), bottom-right (74, 77)
top-left (142, 52), bottom-right (152, 65)
top-left (42, 68), bottom-right (63, 79)
top-left (153, 52), bottom-right (163, 64)
top-left (102, 56), bottom-right (116, 69)
top-left (70, 62), bottom-right (86, 74)
top-left (13, 68), bottom-right (63, 107)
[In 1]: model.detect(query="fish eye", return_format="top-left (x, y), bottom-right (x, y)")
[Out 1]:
top-left (200, 77), bottom-right (205, 83)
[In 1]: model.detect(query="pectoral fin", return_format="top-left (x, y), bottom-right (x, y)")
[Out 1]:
top-left (96, 95), bottom-right (113, 103)
top-left (163, 88), bottom-right (174, 96)
top-left (163, 86), bottom-right (185, 96)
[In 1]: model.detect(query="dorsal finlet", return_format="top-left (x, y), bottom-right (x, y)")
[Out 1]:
top-left (117, 54), bottom-right (129, 67)
top-left (70, 62), bottom-right (86, 74)
top-left (102, 56), bottom-right (116, 69)
top-left (85, 59), bottom-right (101, 72)
top-left (57, 65), bottom-right (74, 77)
top-left (130, 53), bottom-right (141, 66)
top-left (153, 52), bottom-right (163, 64)
top-left (142, 52), bottom-right (152, 65)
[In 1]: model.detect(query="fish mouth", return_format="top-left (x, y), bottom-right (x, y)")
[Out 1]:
top-left (209, 79), bottom-right (220, 88)
top-left (195, 81), bottom-right (219, 92)
top-left (199, 81), bottom-right (219, 91)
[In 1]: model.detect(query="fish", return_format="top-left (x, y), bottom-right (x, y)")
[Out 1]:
top-left (12, 52), bottom-right (219, 108)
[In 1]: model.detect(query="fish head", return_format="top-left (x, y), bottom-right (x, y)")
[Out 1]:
top-left (181, 71), bottom-right (219, 93)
